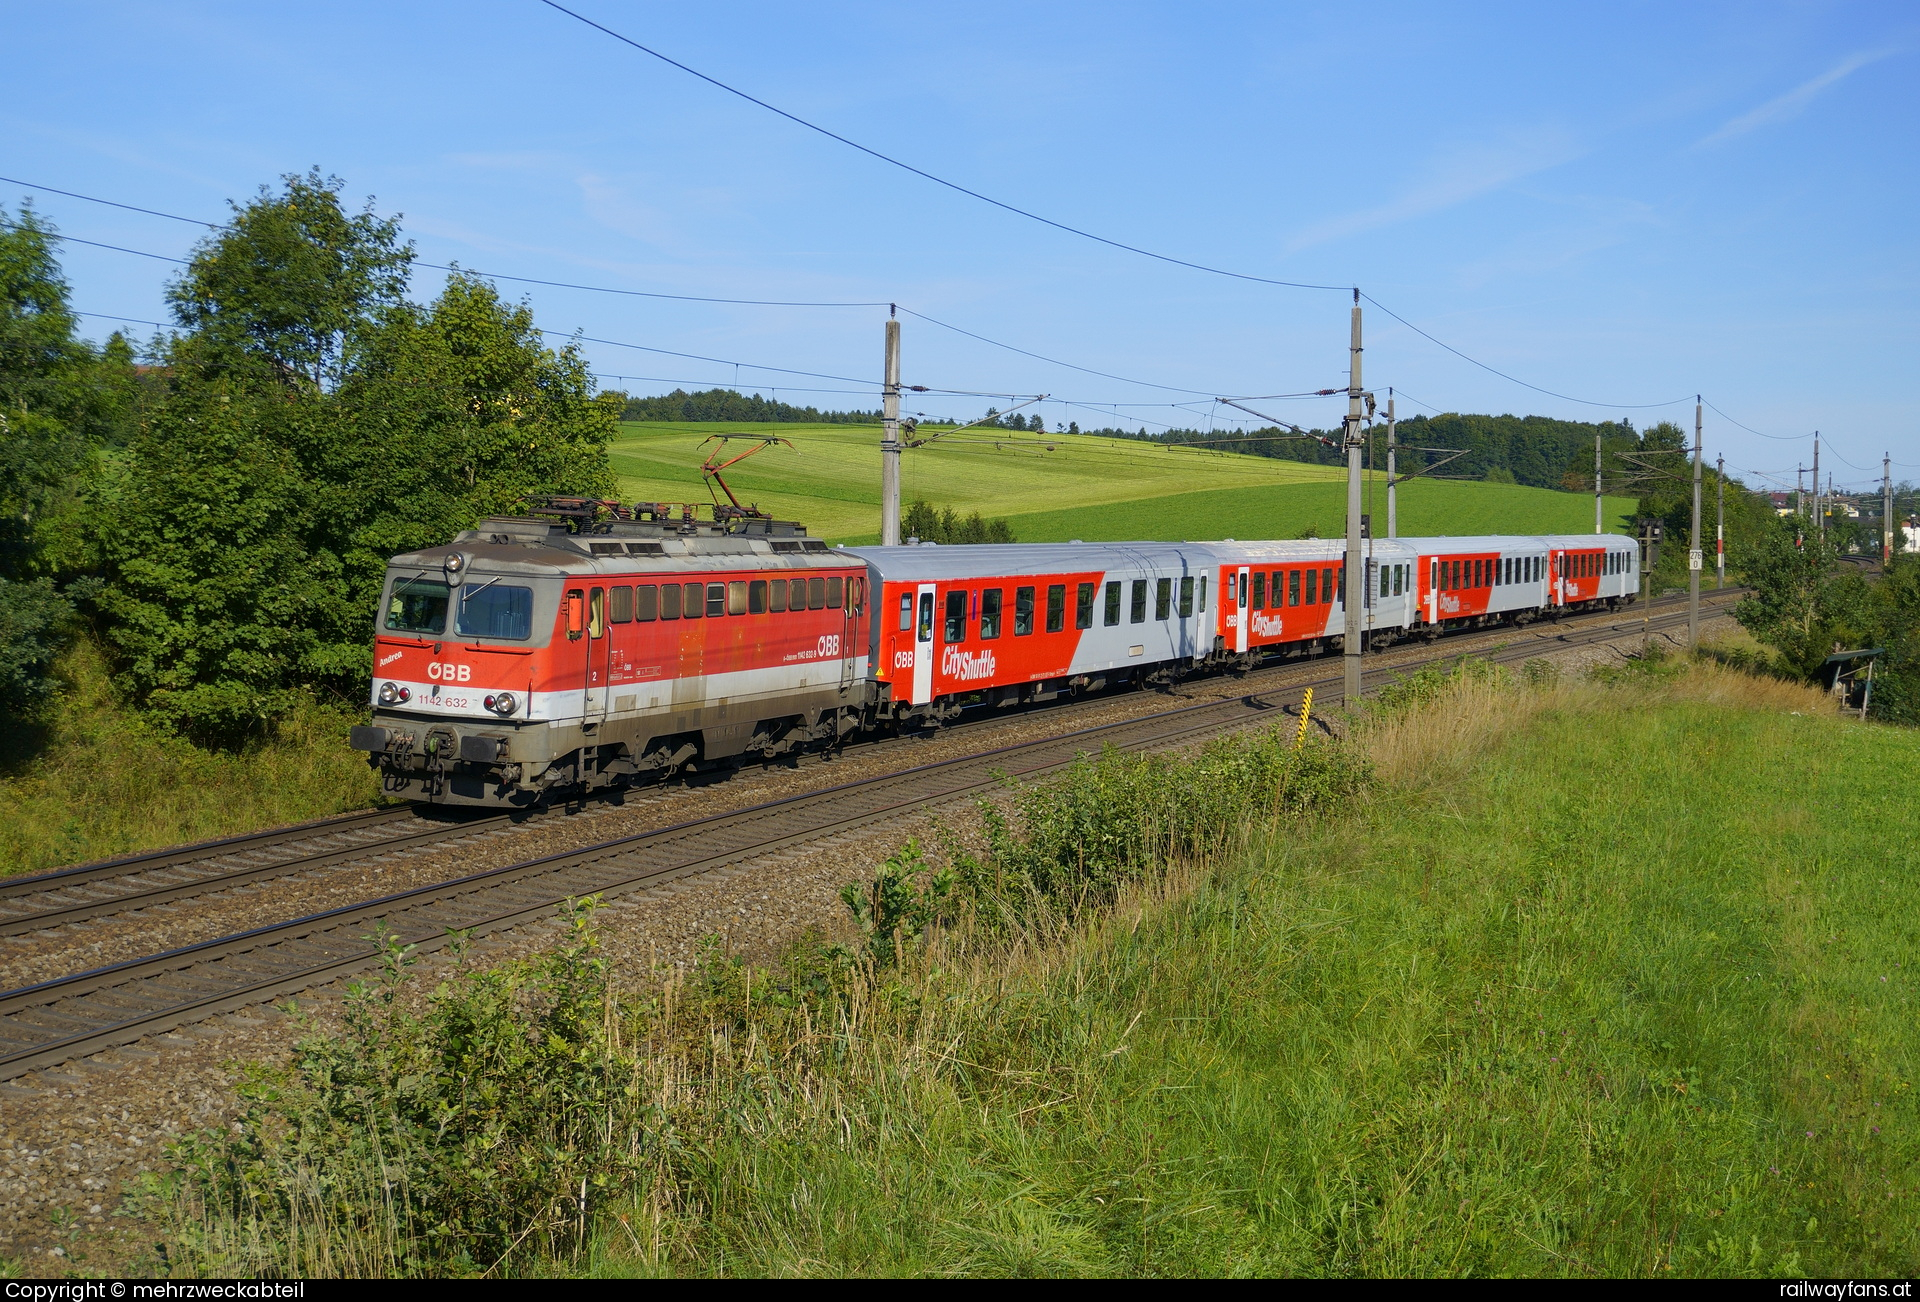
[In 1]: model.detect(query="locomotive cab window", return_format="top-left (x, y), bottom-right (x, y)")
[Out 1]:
top-left (455, 583), bottom-right (532, 640)
top-left (386, 576), bottom-right (449, 635)
top-left (1046, 584), bottom-right (1066, 633)
top-left (1014, 586), bottom-right (1036, 636)
top-left (588, 588), bottom-right (607, 639)
top-left (1103, 581), bottom-right (1122, 626)
top-left (1076, 581), bottom-right (1096, 630)
top-left (945, 590), bottom-right (967, 643)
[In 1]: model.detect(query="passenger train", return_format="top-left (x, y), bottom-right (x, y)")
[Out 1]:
top-left (351, 500), bottom-right (1640, 807)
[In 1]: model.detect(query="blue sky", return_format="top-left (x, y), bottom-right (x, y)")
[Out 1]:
top-left (5, 1), bottom-right (1915, 492)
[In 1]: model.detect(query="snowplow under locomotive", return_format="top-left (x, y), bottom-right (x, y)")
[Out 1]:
top-left (352, 500), bottom-right (1641, 807)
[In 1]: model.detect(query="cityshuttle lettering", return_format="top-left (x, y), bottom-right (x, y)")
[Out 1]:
top-left (942, 647), bottom-right (997, 681)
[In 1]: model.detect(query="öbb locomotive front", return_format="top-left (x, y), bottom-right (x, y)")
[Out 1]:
top-left (351, 500), bottom-right (1640, 807)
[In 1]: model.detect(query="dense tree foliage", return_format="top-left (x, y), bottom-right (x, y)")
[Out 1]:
top-left (81, 172), bottom-right (618, 737)
top-left (618, 387), bottom-right (880, 425)
top-left (901, 499), bottom-right (1015, 545)
top-left (0, 206), bottom-right (118, 708)
top-left (1736, 518), bottom-right (1920, 723)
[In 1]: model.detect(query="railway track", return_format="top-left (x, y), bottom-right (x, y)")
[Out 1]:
top-left (0, 589), bottom-right (1740, 943)
top-left (0, 594), bottom-right (1734, 1083)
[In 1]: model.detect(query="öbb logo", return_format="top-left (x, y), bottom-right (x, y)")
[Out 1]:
top-left (942, 647), bottom-right (997, 682)
top-left (427, 662), bottom-right (472, 683)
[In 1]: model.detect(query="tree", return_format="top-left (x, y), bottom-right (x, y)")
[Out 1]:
top-left (99, 175), bottom-right (617, 737)
top-left (901, 499), bottom-right (1015, 545)
top-left (1734, 521), bottom-right (1846, 677)
top-left (0, 205), bottom-right (105, 709)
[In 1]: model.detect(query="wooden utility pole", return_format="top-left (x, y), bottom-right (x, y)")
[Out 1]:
top-left (1886, 453), bottom-right (1896, 564)
top-left (1343, 291), bottom-right (1365, 703)
top-left (1386, 390), bottom-right (1397, 540)
top-left (1716, 453), bottom-right (1726, 589)
top-left (1595, 430), bottom-right (1604, 534)
top-left (1689, 397), bottom-right (1703, 647)
top-left (880, 312), bottom-right (902, 546)
top-left (1813, 433), bottom-right (1822, 538)
top-left (1796, 465), bottom-right (1806, 521)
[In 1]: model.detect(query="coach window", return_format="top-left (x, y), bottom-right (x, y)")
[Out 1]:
top-left (1014, 586), bottom-right (1036, 636)
top-left (1178, 575), bottom-right (1194, 618)
top-left (1104, 581), bottom-right (1122, 626)
top-left (588, 588), bottom-right (607, 639)
top-left (897, 592), bottom-right (913, 632)
top-left (1046, 583), bottom-right (1066, 633)
top-left (1130, 578), bottom-right (1148, 624)
top-left (1155, 577), bottom-right (1172, 620)
top-left (748, 579), bottom-right (768, 614)
top-left (1076, 581), bottom-right (1096, 630)
top-left (1197, 576), bottom-right (1207, 611)
top-left (635, 584), bottom-right (659, 622)
top-left (1251, 572), bottom-right (1266, 610)
top-left (1285, 569), bottom-right (1299, 606)
top-left (981, 588), bottom-right (1004, 639)
top-left (918, 592), bottom-right (934, 642)
top-left (1380, 566), bottom-right (1390, 599)
top-left (683, 582), bottom-right (704, 620)
top-left (1226, 573), bottom-right (1236, 604)
top-left (945, 591), bottom-right (967, 643)
top-left (1305, 568), bottom-right (1318, 604)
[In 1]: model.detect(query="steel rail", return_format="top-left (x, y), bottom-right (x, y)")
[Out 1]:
top-left (0, 594), bottom-right (1731, 1082)
top-left (0, 589), bottom-right (1740, 941)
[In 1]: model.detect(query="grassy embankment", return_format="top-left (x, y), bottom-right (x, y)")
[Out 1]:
top-left (0, 640), bottom-right (383, 877)
top-left (145, 654), bottom-right (1919, 1278)
top-left (610, 421), bottom-right (1639, 546)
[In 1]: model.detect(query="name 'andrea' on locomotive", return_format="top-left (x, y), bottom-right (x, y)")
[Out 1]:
top-left (350, 497), bottom-right (1641, 808)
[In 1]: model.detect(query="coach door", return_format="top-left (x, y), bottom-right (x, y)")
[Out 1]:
top-left (910, 582), bottom-right (936, 704)
top-left (583, 585), bottom-right (611, 723)
top-left (1234, 566), bottom-right (1250, 653)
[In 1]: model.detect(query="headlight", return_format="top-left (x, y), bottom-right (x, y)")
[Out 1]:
top-left (486, 692), bottom-right (518, 716)
top-left (378, 681), bottom-right (400, 706)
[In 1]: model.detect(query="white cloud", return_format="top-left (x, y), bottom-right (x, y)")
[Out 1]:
top-left (1697, 49), bottom-right (1900, 147)
top-left (1284, 127), bottom-right (1583, 251)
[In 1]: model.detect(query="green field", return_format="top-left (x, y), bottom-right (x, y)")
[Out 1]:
top-left (610, 421), bottom-right (1638, 545)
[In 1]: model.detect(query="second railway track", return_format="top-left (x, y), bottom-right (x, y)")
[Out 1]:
top-left (0, 595), bottom-right (1733, 1083)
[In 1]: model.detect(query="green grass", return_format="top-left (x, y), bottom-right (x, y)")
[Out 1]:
top-left (569, 667), bottom-right (1914, 1277)
top-left (610, 420), bottom-right (1635, 545)
top-left (0, 640), bottom-right (386, 877)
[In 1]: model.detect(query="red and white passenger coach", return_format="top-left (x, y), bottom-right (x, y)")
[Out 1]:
top-left (351, 502), bottom-right (1640, 807)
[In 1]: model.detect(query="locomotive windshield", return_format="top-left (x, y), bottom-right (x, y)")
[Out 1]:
top-left (456, 582), bottom-right (533, 640)
top-left (385, 575), bottom-right (449, 634)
